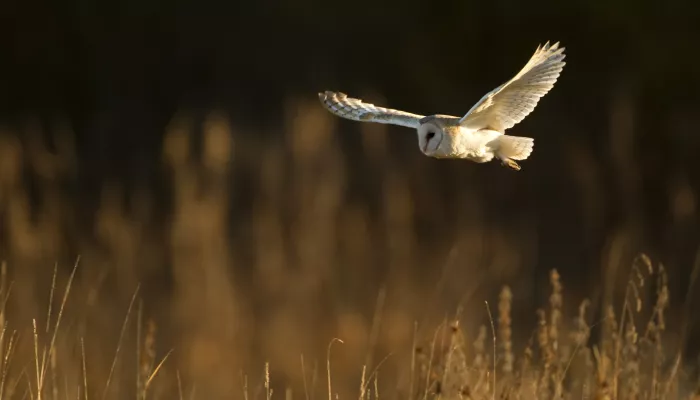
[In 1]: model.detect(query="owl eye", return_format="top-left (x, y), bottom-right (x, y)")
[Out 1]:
top-left (426, 132), bottom-right (435, 140)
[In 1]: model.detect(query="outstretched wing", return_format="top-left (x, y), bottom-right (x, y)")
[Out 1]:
top-left (458, 41), bottom-right (566, 131)
top-left (318, 91), bottom-right (424, 129)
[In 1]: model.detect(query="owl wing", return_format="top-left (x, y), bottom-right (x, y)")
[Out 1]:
top-left (318, 91), bottom-right (424, 129)
top-left (458, 41), bottom-right (566, 131)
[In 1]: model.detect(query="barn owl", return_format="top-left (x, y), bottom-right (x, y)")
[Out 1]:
top-left (318, 41), bottom-right (566, 171)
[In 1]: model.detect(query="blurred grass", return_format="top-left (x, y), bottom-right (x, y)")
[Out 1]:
top-left (0, 94), bottom-right (697, 399)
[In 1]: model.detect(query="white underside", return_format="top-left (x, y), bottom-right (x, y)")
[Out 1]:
top-left (420, 125), bottom-right (535, 164)
top-left (454, 128), bottom-right (503, 162)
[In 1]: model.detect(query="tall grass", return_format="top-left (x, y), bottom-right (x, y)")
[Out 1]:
top-left (0, 94), bottom-right (697, 398)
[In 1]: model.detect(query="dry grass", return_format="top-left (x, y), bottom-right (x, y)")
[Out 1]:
top-left (409, 258), bottom-right (690, 400)
top-left (0, 97), bottom-right (698, 399)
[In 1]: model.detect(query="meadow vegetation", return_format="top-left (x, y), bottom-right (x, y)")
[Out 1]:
top-left (0, 97), bottom-right (697, 399)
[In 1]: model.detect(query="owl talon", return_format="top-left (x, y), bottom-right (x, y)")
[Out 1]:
top-left (500, 158), bottom-right (521, 171)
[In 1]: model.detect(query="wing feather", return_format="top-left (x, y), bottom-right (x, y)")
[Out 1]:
top-left (318, 91), bottom-right (424, 129)
top-left (458, 41), bottom-right (566, 131)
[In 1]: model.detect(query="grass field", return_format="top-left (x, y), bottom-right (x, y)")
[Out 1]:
top-left (0, 99), bottom-right (697, 399)
top-left (0, 256), bottom-right (690, 399)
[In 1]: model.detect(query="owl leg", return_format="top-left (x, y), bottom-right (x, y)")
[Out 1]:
top-left (500, 158), bottom-right (521, 171)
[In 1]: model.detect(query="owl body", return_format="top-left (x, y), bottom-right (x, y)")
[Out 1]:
top-left (318, 41), bottom-right (566, 171)
top-left (417, 115), bottom-right (503, 162)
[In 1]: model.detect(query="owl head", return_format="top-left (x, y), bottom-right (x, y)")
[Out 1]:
top-left (417, 116), bottom-right (451, 157)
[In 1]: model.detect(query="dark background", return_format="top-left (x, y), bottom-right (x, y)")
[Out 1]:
top-left (1, 0), bottom-right (700, 398)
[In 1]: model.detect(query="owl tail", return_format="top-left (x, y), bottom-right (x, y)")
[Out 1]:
top-left (495, 135), bottom-right (534, 161)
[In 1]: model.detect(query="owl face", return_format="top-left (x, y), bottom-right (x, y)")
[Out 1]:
top-left (417, 122), bottom-right (445, 156)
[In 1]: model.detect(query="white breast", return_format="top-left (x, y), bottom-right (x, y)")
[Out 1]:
top-left (454, 128), bottom-right (503, 161)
